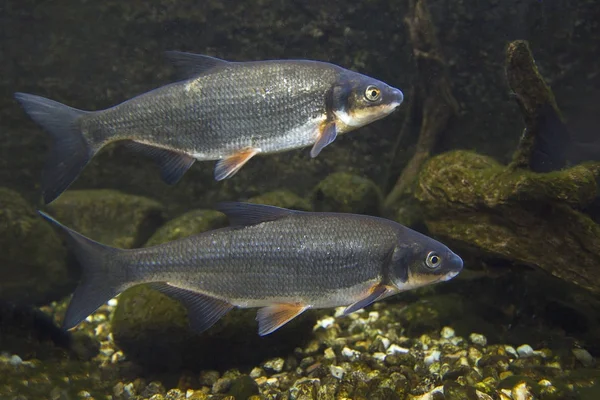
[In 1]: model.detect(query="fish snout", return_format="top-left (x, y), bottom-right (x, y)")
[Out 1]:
top-left (390, 87), bottom-right (404, 108)
top-left (445, 252), bottom-right (464, 280)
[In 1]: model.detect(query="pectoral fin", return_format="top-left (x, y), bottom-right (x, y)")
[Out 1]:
top-left (214, 148), bottom-right (259, 181)
top-left (256, 303), bottom-right (308, 336)
top-left (343, 284), bottom-right (391, 316)
top-left (148, 283), bottom-right (233, 334)
top-left (310, 121), bottom-right (337, 158)
top-left (125, 142), bottom-right (195, 184)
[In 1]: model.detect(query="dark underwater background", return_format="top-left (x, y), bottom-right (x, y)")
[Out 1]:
top-left (1, 0), bottom-right (600, 399)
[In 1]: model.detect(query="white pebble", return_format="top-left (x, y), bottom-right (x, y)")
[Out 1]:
top-left (441, 326), bottom-right (455, 339)
top-left (424, 350), bottom-right (441, 366)
top-left (469, 333), bottom-right (487, 346)
top-left (8, 355), bottom-right (22, 366)
top-left (250, 367), bottom-right (264, 378)
top-left (512, 381), bottom-right (533, 400)
top-left (572, 348), bottom-right (595, 367)
top-left (77, 390), bottom-right (91, 398)
top-left (329, 365), bottom-right (345, 379)
top-left (123, 382), bottom-right (135, 398)
top-left (450, 337), bottom-right (464, 346)
top-left (538, 379), bottom-right (552, 387)
top-left (373, 352), bottom-right (387, 362)
top-left (387, 344), bottom-right (410, 355)
top-left (376, 335), bottom-right (391, 350)
top-left (263, 357), bottom-right (285, 373)
top-left (108, 298), bottom-right (118, 307)
top-left (517, 344), bottom-right (534, 358)
top-left (314, 316), bottom-right (336, 330)
top-left (341, 347), bottom-right (360, 360)
top-left (368, 311), bottom-right (379, 322)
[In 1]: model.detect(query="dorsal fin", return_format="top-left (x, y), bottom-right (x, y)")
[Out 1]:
top-left (215, 202), bottom-right (300, 227)
top-left (164, 51), bottom-right (230, 79)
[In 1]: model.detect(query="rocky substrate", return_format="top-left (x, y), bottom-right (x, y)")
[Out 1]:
top-left (1, 294), bottom-right (598, 400)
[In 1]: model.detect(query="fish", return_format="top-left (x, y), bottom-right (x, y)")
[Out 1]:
top-left (15, 51), bottom-right (404, 204)
top-left (39, 202), bottom-right (462, 336)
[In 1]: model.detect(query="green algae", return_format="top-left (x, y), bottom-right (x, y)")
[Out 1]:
top-left (47, 189), bottom-right (165, 249)
top-left (312, 172), bottom-right (383, 215)
top-left (415, 150), bottom-right (600, 293)
top-left (0, 187), bottom-right (71, 305)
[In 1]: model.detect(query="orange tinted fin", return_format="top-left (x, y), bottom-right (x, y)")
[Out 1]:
top-left (310, 121), bottom-right (337, 158)
top-left (214, 148), bottom-right (259, 181)
top-left (256, 303), bottom-right (308, 336)
top-left (343, 284), bottom-right (391, 315)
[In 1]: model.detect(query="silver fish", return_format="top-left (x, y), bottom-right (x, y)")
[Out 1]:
top-left (15, 52), bottom-right (404, 204)
top-left (40, 202), bottom-right (462, 336)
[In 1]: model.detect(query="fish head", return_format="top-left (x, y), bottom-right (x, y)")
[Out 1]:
top-left (331, 71), bottom-right (404, 132)
top-left (388, 233), bottom-right (463, 292)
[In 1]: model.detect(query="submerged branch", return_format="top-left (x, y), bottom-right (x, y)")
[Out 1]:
top-left (384, 0), bottom-right (458, 211)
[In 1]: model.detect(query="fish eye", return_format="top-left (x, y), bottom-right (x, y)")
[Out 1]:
top-left (364, 85), bottom-right (381, 102)
top-left (425, 251), bottom-right (442, 269)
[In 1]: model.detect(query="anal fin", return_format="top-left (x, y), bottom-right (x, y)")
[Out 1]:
top-left (310, 121), bottom-right (337, 158)
top-left (343, 284), bottom-right (391, 316)
top-left (256, 303), bottom-right (308, 336)
top-left (125, 142), bottom-right (195, 184)
top-left (214, 148), bottom-right (259, 181)
top-left (148, 283), bottom-right (233, 334)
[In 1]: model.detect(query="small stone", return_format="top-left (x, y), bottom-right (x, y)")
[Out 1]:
top-left (330, 365), bottom-right (345, 379)
top-left (538, 379), bottom-right (552, 387)
top-left (341, 347), bottom-right (360, 360)
top-left (387, 344), bottom-right (409, 355)
top-left (373, 352), bottom-right (387, 362)
top-left (468, 347), bottom-right (483, 365)
top-left (165, 389), bottom-right (184, 399)
top-left (108, 298), bottom-right (118, 307)
top-left (424, 350), bottom-right (441, 366)
top-left (123, 382), bottom-right (136, 398)
top-left (263, 357), bottom-right (285, 373)
top-left (324, 347), bottom-right (336, 360)
top-left (314, 316), bottom-right (336, 330)
top-left (8, 355), bottom-right (23, 366)
top-left (199, 370), bottom-right (220, 386)
top-left (504, 346), bottom-right (518, 358)
top-left (512, 382), bottom-right (534, 400)
top-left (113, 382), bottom-right (124, 397)
top-left (441, 326), bottom-right (455, 339)
top-left (516, 344), bottom-right (534, 358)
top-left (469, 333), bottom-right (487, 346)
top-left (77, 391), bottom-right (91, 398)
top-left (212, 378), bottom-right (232, 394)
top-left (572, 348), bottom-right (595, 367)
top-left (249, 367), bottom-right (265, 378)
top-left (368, 311), bottom-right (379, 322)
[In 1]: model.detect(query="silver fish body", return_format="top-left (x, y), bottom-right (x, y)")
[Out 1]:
top-left (40, 202), bottom-right (462, 336)
top-left (15, 52), bottom-right (404, 204)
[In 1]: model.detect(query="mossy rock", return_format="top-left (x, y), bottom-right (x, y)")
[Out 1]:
top-left (46, 189), bottom-right (165, 249)
top-left (111, 285), bottom-right (319, 372)
top-left (248, 190), bottom-right (312, 211)
top-left (145, 209), bottom-right (228, 247)
top-left (415, 150), bottom-right (600, 293)
top-left (312, 172), bottom-right (382, 215)
top-left (0, 188), bottom-right (72, 305)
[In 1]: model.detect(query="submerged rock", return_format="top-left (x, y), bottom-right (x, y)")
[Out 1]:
top-left (0, 188), bottom-right (71, 305)
top-left (47, 189), bottom-right (165, 249)
top-left (144, 209), bottom-right (227, 247)
top-left (415, 150), bottom-right (600, 293)
top-left (248, 190), bottom-right (312, 211)
top-left (312, 172), bottom-right (382, 215)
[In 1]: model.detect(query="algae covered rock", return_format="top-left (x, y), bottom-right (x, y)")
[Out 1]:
top-left (111, 285), bottom-right (318, 372)
top-left (0, 188), bottom-right (71, 305)
top-left (47, 189), bottom-right (165, 249)
top-left (248, 190), bottom-right (312, 211)
top-left (415, 150), bottom-right (600, 293)
top-left (312, 172), bottom-right (382, 215)
top-left (145, 209), bottom-right (227, 247)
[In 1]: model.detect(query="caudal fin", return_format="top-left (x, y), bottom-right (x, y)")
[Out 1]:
top-left (38, 211), bottom-right (130, 330)
top-left (15, 93), bottom-right (94, 204)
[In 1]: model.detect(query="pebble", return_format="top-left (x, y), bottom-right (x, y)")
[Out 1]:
top-left (469, 333), bottom-right (487, 346)
top-left (324, 347), bottom-right (336, 360)
top-left (250, 367), bottom-right (265, 378)
top-left (108, 298), bottom-right (118, 307)
top-left (441, 326), bottom-right (455, 339)
top-left (341, 347), bottom-right (360, 360)
top-left (373, 352), bottom-right (387, 362)
top-left (424, 350), bottom-right (441, 366)
top-left (8, 355), bottom-right (23, 366)
top-left (516, 344), bottom-right (534, 358)
top-left (123, 382), bottom-right (136, 397)
top-left (512, 382), bottom-right (534, 400)
top-left (314, 316), bottom-right (336, 329)
top-left (113, 382), bottom-right (125, 397)
top-left (263, 357), bottom-right (285, 373)
top-left (572, 348), bottom-right (595, 367)
top-left (329, 365), bottom-right (345, 379)
top-left (199, 370), bottom-right (220, 386)
top-left (504, 346), bottom-right (518, 358)
top-left (386, 344), bottom-right (409, 355)
top-left (77, 391), bottom-right (91, 398)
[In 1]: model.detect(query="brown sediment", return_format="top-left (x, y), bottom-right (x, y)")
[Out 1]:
top-left (384, 0), bottom-right (459, 211)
